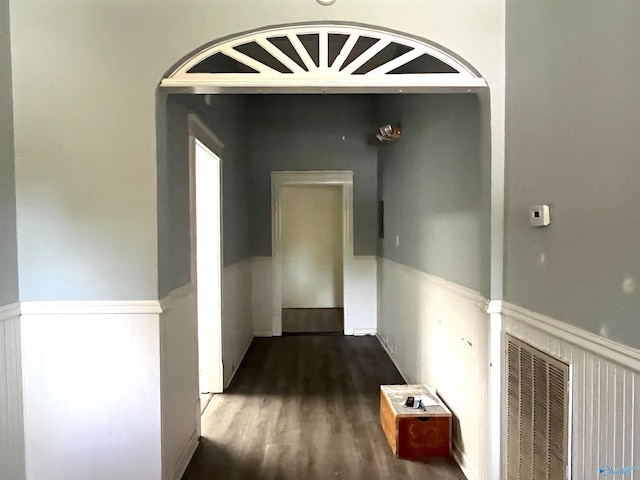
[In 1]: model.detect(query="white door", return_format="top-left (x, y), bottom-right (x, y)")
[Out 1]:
top-left (194, 139), bottom-right (223, 394)
top-left (281, 185), bottom-right (343, 308)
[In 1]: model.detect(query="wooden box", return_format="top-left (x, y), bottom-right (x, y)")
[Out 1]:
top-left (380, 384), bottom-right (452, 460)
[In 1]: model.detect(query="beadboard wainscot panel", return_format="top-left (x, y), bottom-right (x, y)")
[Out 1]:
top-left (160, 283), bottom-right (199, 480)
top-left (19, 301), bottom-right (162, 480)
top-left (498, 301), bottom-right (640, 480)
top-left (377, 258), bottom-right (490, 480)
top-left (251, 256), bottom-right (273, 337)
top-left (223, 258), bottom-right (254, 387)
top-left (0, 303), bottom-right (25, 480)
top-left (345, 256), bottom-right (377, 336)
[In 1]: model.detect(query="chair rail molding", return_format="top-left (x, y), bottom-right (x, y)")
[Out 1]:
top-left (491, 300), bottom-right (640, 372)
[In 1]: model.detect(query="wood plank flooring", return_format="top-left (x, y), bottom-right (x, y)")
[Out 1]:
top-left (182, 335), bottom-right (466, 480)
top-left (282, 308), bottom-right (344, 333)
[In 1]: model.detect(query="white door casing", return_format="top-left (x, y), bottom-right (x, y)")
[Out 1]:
top-left (272, 171), bottom-right (354, 335)
top-left (188, 113), bottom-right (224, 394)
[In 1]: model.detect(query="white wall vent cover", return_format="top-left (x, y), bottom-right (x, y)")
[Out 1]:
top-left (505, 334), bottom-right (571, 480)
top-left (161, 24), bottom-right (487, 92)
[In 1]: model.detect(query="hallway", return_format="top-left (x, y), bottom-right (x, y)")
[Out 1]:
top-left (182, 335), bottom-right (466, 480)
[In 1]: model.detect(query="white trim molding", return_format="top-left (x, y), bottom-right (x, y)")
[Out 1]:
top-left (170, 430), bottom-right (199, 480)
top-left (0, 302), bottom-right (20, 322)
top-left (492, 300), bottom-right (640, 372)
top-left (188, 112), bottom-right (224, 396)
top-left (187, 112), bottom-right (224, 288)
top-left (271, 171), bottom-right (354, 336)
top-left (19, 300), bottom-right (161, 315)
top-left (161, 23), bottom-right (487, 94)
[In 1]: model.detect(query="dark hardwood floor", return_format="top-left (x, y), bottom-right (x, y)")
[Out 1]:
top-left (182, 335), bottom-right (466, 480)
top-left (282, 308), bottom-right (344, 333)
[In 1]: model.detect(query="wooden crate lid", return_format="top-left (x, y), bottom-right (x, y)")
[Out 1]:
top-left (380, 384), bottom-right (452, 417)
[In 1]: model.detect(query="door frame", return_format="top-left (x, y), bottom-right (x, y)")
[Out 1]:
top-left (188, 112), bottom-right (225, 395)
top-left (271, 171), bottom-right (354, 336)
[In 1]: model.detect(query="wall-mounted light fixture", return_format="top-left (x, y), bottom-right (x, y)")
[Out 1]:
top-left (376, 124), bottom-right (401, 143)
top-left (317, 0), bottom-right (337, 5)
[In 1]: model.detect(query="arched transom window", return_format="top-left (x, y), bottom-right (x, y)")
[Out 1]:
top-left (161, 23), bottom-right (486, 92)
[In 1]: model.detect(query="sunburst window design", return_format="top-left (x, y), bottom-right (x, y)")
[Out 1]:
top-left (161, 24), bottom-right (486, 91)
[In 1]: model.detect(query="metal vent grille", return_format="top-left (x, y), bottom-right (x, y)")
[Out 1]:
top-left (506, 335), bottom-right (570, 480)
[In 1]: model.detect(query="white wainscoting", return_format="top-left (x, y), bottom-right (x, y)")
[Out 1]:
top-left (376, 258), bottom-right (490, 480)
top-left (497, 301), bottom-right (640, 480)
top-left (344, 256), bottom-right (377, 336)
top-left (159, 283), bottom-right (199, 480)
top-left (19, 301), bottom-right (163, 480)
top-left (251, 256), bottom-right (273, 337)
top-left (222, 259), bottom-right (254, 387)
top-left (0, 303), bottom-right (25, 480)
top-left (251, 256), bottom-right (377, 336)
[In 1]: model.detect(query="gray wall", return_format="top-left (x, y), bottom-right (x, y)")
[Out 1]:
top-left (158, 94), bottom-right (250, 297)
top-left (505, 1), bottom-right (640, 348)
top-left (377, 94), bottom-right (486, 293)
top-left (247, 95), bottom-right (379, 257)
top-left (8, 1), bottom-right (504, 302)
top-left (0, 0), bottom-right (19, 306)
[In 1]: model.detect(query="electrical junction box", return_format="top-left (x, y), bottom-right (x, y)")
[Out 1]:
top-left (530, 205), bottom-right (551, 227)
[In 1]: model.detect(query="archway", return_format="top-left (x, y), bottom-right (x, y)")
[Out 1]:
top-left (156, 21), bottom-right (494, 480)
top-left (160, 23), bottom-right (486, 93)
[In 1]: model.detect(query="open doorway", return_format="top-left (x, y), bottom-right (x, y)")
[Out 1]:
top-left (158, 22), bottom-right (494, 480)
top-left (188, 114), bottom-right (224, 412)
top-left (271, 170), bottom-right (354, 336)
top-left (280, 185), bottom-right (344, 334)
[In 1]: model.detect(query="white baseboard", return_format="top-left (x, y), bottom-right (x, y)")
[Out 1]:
top-left (253, 328), bottom-right (273, 337)
top-left (171, 430), bottom-right (199, 480)
top-left (353, 327), bottom-right (376, 336)
top-left (376, 333), bottom-right (415, 384)
top-left (452, 440), bottom-right (479, 480)
top-left (224, 336), bottom-right (253, 388)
